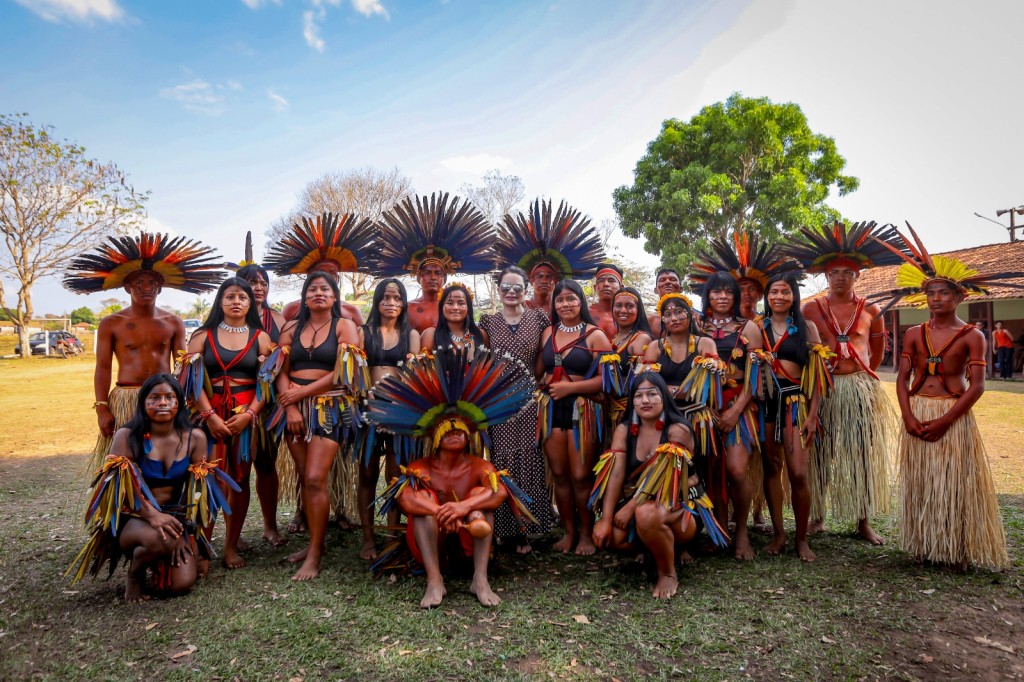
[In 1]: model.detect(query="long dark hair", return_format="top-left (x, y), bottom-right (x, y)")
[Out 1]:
top-left (623, 371), bottom-right (688, 435)
top-left (199, 277), bottom-right (262, 333)
top-left (434, 283), bottom-right (485, 349)
top-left (364, 278), bottom-right (412, 363)
top-left (701, 271), bottom-right (741, 319)
top-left (124, 373), bottom-right (193, 461)
top-left (293, 271), bottom-right (343, 342)
top-left (762, 272), bottom-right (808, 352)
top-left (613, 287), bottom-right (652, 335)
top-left (550, 279), bottom-right (596, 327)
top-left (237, 264), bottom-right (272, 310)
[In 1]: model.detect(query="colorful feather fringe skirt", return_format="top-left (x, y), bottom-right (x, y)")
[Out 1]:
top-left (899, 397), bottom-right (1009, 571)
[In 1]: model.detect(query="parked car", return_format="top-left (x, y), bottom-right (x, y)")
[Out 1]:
top-left (14, 331), bottom-right (84, 356)
top-left (182, 318), bottom-right (202, 340)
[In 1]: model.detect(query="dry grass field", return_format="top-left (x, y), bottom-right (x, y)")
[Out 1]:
top-left (0, 350), bottom-right (1021, 680)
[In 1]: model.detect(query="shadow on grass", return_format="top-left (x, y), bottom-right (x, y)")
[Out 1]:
top-left (1, 454), bottom-right (1021, 680)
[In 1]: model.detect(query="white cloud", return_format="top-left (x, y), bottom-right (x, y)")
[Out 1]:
top-left (301, 0), bottom-right (388, 52)
top-left (240, 0), bottom-right (281, 8)
top-left (303, 9), bottom-right (326, 52)
top-left (351, 0), bottom-right (388, 19)
top-left (159, 79), bottom-right (227, 116)
top-left (14, 0), bottom-right (123, 23)
top-left (267, 89), bottom-right (290, 112)
top-left (438, 153), bottom-right (513, 176)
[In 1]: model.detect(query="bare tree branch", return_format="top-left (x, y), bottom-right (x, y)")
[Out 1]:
top-left (0, 113), bottom-right (148, 357)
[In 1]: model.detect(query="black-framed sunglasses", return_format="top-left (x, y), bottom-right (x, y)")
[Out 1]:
top-left (499, 283), bottom-right (525, 294)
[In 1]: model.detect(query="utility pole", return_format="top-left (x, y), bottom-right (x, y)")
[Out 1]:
top-left (995, 205), bottom-right (1024, 242)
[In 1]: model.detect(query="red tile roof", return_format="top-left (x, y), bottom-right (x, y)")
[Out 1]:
top-left (806, 240), bottom-right (1024, 307)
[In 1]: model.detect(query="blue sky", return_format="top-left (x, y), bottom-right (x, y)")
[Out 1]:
top-left (3, 0), bottom-right (1023, 314)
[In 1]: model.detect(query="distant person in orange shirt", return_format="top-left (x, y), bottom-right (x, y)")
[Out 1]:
top-left (993, 321), bottom-right (1014, 380)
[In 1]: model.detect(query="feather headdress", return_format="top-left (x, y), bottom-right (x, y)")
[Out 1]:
top-left (688, 231), bottom-right (799, 293)
top-left (263, 212), bottom-right (375, 276)
top-left (63, 233), bottom-right (224, 294)
top-left (494, 198), bottom-right (605, 279)
top-left (782, 220), bottom-right (904, 273)
top-left (374, 192), bottom-right (494, 276)
top-left (366, 347), bottom-right (535, 456)
top-left (868, 222), bottom-right (1024, 316)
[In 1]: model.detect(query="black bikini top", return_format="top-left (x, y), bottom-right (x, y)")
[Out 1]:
top-left (290, 318), bottom-right (339, 372)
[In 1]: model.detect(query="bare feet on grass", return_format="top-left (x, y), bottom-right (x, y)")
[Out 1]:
top-left (291, 554), bottom-right (321, 581)
top-left (764, 532), bottom-right (787, 556)
top-left (470, 577), bottom-right (501, 607)
top-left (652, 574), bottom-right (678, 599)
top-left (287, 545), bottom-right (309, 564)
top-left (222, 548), bottom-right (246, 569)
top-left (263, 528), bottom-right (288, 547)
top-left (733, 529), bottom-right (756, 561)
top-left (124, 571), bottom-right (150, 603)
top-left (197, 557), bottom-right (210, 578)
top-left (796, 540), bottom-right (817, 562)
top-left (678, 550), bottom-right (696, 566)
top-left (856, 519), bottom-right (885, 546)
top-left (359, 538), bottom-right (378, 561)
top-left (574, 537), bottom-right (596, 556)
top-left (808, 519), bottom-right (826, 535)
top-left (420, 579), bottom-right (446, 609)
top-left (551, 534), bottom-right (574, 554)
top-left (236, 537), bottom-right (252, 553)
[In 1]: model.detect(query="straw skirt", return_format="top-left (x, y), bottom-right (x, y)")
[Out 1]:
top-left (899, 396), bottom-right (1009, 570)
top-left (809, 372), bottom-right (896, 522)
top-left (87, 385), bottom-right (140, 473)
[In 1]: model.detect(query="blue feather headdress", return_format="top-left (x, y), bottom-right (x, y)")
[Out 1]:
top-left (494, 198), bottom-right (605, 280)
top-left (374, 192), bottom-right (494, 276)
top-left (365, 347), bottom-right (535, 457)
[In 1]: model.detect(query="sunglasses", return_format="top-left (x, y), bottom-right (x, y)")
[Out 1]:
top-left (499, 283), bottom-right (525, 294)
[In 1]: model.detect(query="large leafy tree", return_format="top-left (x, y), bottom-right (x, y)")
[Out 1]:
top-left (613, 93), bottom-right (858, 273)
top-left (0, 113), bottom-right (148, 356)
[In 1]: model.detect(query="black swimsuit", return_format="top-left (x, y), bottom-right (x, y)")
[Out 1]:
top-left (290, 317), bottom-right (340, 376)
top-left (542, 328), bottom-right (597, 430)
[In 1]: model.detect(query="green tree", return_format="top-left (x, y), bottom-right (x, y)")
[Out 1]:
top-left (70, 306), bottom-right (96, 326)
top-left (0, 113), bottom-right (148, 357)
top-left (613, 93), bottom-right (858, 274)
top-left (186, 297), bottom-right (211, 320)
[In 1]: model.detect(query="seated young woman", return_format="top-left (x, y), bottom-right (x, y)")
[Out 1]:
top-left (591, 372), bottom-right (699, 599)
top-left (67, 373), bottom-right (215, 602)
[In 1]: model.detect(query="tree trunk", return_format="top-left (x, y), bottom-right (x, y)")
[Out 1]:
top-left (16, 285), bottom-right (33, 359)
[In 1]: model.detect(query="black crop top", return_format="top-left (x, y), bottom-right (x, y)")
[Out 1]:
top-left (290, 318), bottom-right (339, 372)
top-left (203, 329), bottom-right (261, 383)
top-left (362, 325), bottom-right (404, 367)
top-left (712, 328), bottom-right (744, 360)
top-left (764, 324), bottom-right (806, 367)
top-left (542, 328), bottom-right (595, 376)
top-left (657, 338), bottom-right (698, 386)
top-left (260, 307), bottom-right (281, 344)
top-left (625, 427), bottom-right (671, 479)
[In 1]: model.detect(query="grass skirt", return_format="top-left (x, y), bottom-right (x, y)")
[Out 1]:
top-left (809, 372), bottom-right (896, 523)
top-left (87, 386), bottom-right (139, 474)
top-left (899, 397), bottom-right (1009, 570)
top-left (275, 440), bottom-right (359, 523)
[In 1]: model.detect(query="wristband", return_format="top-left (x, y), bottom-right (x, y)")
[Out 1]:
top-left (197, 409), bottom-right (215, 424)
top-left (93, 401), bottom-right (109, 409)
top-left (244, 408), bottom-right (257, 422)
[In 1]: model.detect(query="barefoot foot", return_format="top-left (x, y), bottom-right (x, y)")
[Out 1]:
top-left (551, 534), bottom-right (575, 554)
top-left (652, 573), bottom-right (678, 599)
top-left (359, 538), bottom-right (378, 561)
top-left (856, 520), bottom-right (885, 546)
top-left (808, 519), bottom-right (826, 535)
top-left (420, 579), bottom-right (446, 608)
top-left (796, 539), bottom-right (817, 562)
top-left (287, 545), bottom-right (310, 564)
top-left (574, 537), bottom-right (597, 556)
top-left (678, 550), bottom-right (696, 566)
top-left (733, 530), bottom-right (756, 561)
top-left (263, 528), bottom-right (288, 547)
top-left (222, 548), bottom-right (246, 569)
top-left (124, 571), bottom-right (150, 603)
top-left (236, 537), bottom-right (252, 553)
top-left (515, 541), bottom-right (533, 555)
top-left (196, 557), bottom-right (210, 578)
top-left (291, 554), bottom-right (321, 581)
top-left (764, 533), bottom-right (787, 556)
top-left (470, 576), bottom-right (501, 607)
